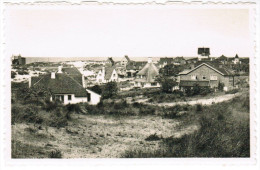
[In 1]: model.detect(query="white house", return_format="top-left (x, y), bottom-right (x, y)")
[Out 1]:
top-left (96, 66), bottom-right (119, 84)
top-left (30, 67), bottom-right (101, 105)
top-left (233, 54), bottom-right (240, 64)
top-left (120, 55), bottom-right (131, 66)
top-left (134, 57), bottom-right (160, 88)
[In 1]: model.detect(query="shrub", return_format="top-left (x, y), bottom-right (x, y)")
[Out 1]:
top-left (196, 104), bottom-right (203, 112)
top-left (43, 100), bottom-right (60, 112)
top-left (162, 105), bottom-right (189, 119)
top-left (48, 150), bottom-right (62, 158)
top-left (225, 89), bottom-right (239, 94)
top-left (102, 82), bottom-right (118, 99)
top-left (11, 71), bottom-right (16, 78)
top-left (218, 82), bottom-right (224, 91)
top-left (11, 104), bottom-right (43, 125)
top-left (145, 133), bottom-right (161, 141)
top-left (66, 103), bottom-right (82, 114)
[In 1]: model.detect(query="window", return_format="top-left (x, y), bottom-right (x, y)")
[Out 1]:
top-left (87, 93), bottom-right (91, 101)
top-left (210, 75), bottom-right (218, 80)
top-left (55, 95), bottom-right (64, 102)
top-left (151, 82), bottom-right (157, 86)
top-left (202, 75), bottom-right (206, 80)
top-left (68, 95), bottom-right (72, 100)
top-left (191, 75), bottom-right (196, 80)
top-left (113, 74), bottom-right (116, 77)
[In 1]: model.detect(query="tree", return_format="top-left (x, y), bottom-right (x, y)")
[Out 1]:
top-left (159, 64), bottom-right (186, 77)
top-left (11, 71), bottom-right (16, 78)
top-left (102, 82), bottom-right (118, 99)
top-left (156, 76), bottom-right (177, 93)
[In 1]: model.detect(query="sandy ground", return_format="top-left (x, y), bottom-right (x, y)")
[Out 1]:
top-left (134, 93), bottom-right (241, 107)
top-left (12, 114), bottom-right (198, 158)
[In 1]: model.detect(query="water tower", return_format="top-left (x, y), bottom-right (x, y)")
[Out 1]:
top-left (198, 47), bottom-right (210, 61)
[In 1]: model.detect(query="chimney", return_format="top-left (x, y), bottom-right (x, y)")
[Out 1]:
top-left (82, 75), bottom-right (85, 88)
top-left (148, 57), bottom-right (152, 63)
top-left (58, 66), bottom-right (63, 73)
top-left (51, 72), bottom-right (55, 79)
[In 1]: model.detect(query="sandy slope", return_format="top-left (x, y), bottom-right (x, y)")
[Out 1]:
top-left (12, 114), bottom-right (198, 158)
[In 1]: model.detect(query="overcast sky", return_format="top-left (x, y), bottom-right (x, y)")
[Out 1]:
top-left (5, 4), bottom-right (254, 58)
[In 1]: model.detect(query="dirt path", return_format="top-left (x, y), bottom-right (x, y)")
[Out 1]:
top-left (135, 93), bottom-right (241, 107)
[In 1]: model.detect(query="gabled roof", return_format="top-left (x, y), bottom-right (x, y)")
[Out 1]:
top-left (179, 62), bottom-right (233, 76)
top-left (173, 56), bottom-right (186, 62)
top-left (31, 73), bottom-right (87, 97)
top-left (62, 67), bottom-right (82, 75)
top-left (126, 61), bottom-right (146, 70)
top-left (137, 62), bottom-right (159, 82)
top-left (180, 80), bottom-right (210, 87)
top-left (104, 66), bottom-right (116, 80)
top-left (106, 57), bottom-right (115, 66)
top-left (218, 55), bottom-right (228, 60)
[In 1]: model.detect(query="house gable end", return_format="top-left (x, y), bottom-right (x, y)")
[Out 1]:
top-left (181, 63), bottom-right (225, 76)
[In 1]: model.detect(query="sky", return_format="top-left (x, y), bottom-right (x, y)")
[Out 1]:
top-left (4, 4), bottom-right (254, 58)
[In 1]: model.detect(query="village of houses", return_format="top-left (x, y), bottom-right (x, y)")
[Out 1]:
top-left (11, 47), bottom-right (250, 158)
top-left (11, 47), bottom-right (249, 106)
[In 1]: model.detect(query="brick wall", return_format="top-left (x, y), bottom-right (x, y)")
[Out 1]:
top-left (180, 65), bottom-right (233, 88)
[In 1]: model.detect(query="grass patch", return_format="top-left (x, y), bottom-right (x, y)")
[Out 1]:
top-left (11, 140), bottom-right (49, 158)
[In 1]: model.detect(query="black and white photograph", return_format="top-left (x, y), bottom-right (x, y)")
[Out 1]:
top-left (1, 0), bottom-right (258, 165)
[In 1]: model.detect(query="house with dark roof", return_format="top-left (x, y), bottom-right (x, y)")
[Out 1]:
top-left (173, 57), bottom-right (186, 65)
top-left (121, 55), bottom-right (131, 66)
top-left (135, 58), bottom-right (160, 88)
top-left (232, 54), bottom-right (240, 64)
top-left (96, 66), bottom-right (119, 84)
top-left (29, 67), bottom-right (101, 105)
top-left (186, 57), bottom-right (198, 64)
top-left (215, 55), bottom-right (229, 64)
top-left (12, 55), bottom-right (26, 65)
top-left (158, 57), bottom-right (173, 68)
top-left (62, 67), bottom-right (85, 87)
top-left (125, 61), bottom-right (147, 77)
top-left (178, 62), bottom-right (235, 91)
top-left (105, 57), bottom-right (115, 67)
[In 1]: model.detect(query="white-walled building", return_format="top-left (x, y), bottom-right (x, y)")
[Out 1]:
top-left (134, 57), bottom-right (160, 88)
top-left (96, 66), bottom-right (119, 84)
top-left (29, 67), bottom-right (101, 105)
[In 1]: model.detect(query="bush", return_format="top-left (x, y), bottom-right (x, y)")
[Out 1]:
top-left (145, 133), bottom-right (161, 141)
top-left (163, 105), bottom-right (189, 119)
top-left (66, 103), bottom-right (82, 114)
top-left (48, 150), bottom-right (62, 158)
top-left (225, 89), bottom-right (239, 94)
top-left (102, 82), bottom-right (118, 99)
top-left (11, 71), bottom-right (16, 78)
top-left (11, 104), bottom-right (43, 125)
top-left (43, 100), bottom-right (60, 112)
top-left (48, 108), bottom-right (70, 128)
top-left (218, 82), bottom-right (224, 91)
top-left (196, 104), bottom-right (203, 112)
